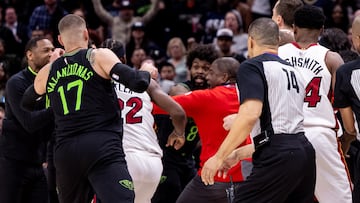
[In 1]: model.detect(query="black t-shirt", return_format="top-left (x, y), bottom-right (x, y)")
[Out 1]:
top-left (334, 58), bottom-right (360, 133)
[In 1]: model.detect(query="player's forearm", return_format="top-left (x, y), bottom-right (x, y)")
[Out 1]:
top-left (91, 0), bottom-right (113, 25)
top-left (110, 63), bottom-right (150, 93)
top-left (215, 116), bottom-right (255, 161)
top-left (170, 107), bottom-right (187, 136)
top-left (339, 107), bottom-right (357, 136)
top-left (234, 144), bottom-right (254, 160)
top-left (215, 100), bottom-right (261, 161)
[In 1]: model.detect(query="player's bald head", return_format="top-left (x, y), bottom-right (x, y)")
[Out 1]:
top-left (248, 17), bottom-right (279, 47)
top-left (212, 57), bottom-right (240, 81)
top-left (58, 14), bottom-right (86, 34)
top-left (58, 14), bottom-right (87, 45)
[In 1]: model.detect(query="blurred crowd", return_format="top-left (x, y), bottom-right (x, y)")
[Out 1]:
top-left (0, 0), bottom-right (357, 104)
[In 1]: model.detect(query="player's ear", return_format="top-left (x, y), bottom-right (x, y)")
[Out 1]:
top-left (83, 29), bottom-right (89, 42)
top-left (276, 15), bottom-right (283, 27)
top-left (58, 35), bottom-right (64, 47)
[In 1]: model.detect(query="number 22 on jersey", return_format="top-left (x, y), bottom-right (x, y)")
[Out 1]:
top-left (118, 97), bottom-right (143, 124)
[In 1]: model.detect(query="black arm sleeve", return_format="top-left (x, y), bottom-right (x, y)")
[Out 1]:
top-left (110, 63), bottom-right (150, 92)
top-left (21, 84), bottom-right (43, 111)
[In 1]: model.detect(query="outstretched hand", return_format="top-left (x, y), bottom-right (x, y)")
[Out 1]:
top-left (166, 130), bottom-right (185, 150)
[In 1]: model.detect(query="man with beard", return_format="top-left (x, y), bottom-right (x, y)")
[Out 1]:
top-left (152, 44), bottom-right (219, 203)
top-left (0, 37), bottom-right (57, 202)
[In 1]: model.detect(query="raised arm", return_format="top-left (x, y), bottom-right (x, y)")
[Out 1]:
top-left (140, 0), bottom-right (161, 25)
top-left (92, 0), bottom-right (114, 26)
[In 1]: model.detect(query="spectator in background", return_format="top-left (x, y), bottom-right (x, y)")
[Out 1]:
top-left (0, 4), bottom-right (21, 56)
top-left (326, 3), bottom-right (350, 33)
top-left (215, 28), bottom-right (246, 63)
top-left (158, 61), bottom-right (176, 94)
top-left (224, 9), bottom-right (248, 56)
top-left (92, 0), bottom-right (161, 44)
top-left (126, 21), bottom-right (164, 68)
top-left (130, 48), bottom-right (147, 69)
top-left (72, 7), bottom-right (104, 47)
top-left (234, 0), bottom-right (252, 33)
top-left (28, 0), bottom-right (68, 47)
top-left (251, 0), bottom-right (275, 19)
top-left (0, 38), bottom-right (21, 77)
top-left (105, 0), bottom-right (123, 17)
top-left (199, 0), bottom-right (230, 44)
top-left (4, 6), bottom-right (29, 57)
top-left (0, 61), bottom-right (9, 100)
top-left (166, 37), bottom-right (188, 83)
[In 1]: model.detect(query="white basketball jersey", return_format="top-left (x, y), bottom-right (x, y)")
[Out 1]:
top-left (114, 82), bottom-right (162, 157)
top-left (278, 43), bottom-right (336, 129)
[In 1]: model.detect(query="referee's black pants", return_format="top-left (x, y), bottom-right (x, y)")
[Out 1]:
top-left (235, 133), bottom-right (316, 203)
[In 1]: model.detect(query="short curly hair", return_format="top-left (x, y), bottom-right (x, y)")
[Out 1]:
top-left (186, 44), bottom-right (219, 69)
top-left (294, 5), bottom-right (325, 29)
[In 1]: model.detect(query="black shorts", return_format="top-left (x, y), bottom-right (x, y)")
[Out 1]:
top-left (235, 133), bottom-right (316, 203)
top-left (55, 131), bottom-right (134, 203)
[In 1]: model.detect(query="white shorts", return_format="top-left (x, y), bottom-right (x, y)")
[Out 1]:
top-left (305, 127), bottom-right (352, 203)
top-left (125, 151), bottom-right (163, 203)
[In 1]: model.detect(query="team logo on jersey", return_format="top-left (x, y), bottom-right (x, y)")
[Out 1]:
top-left (159, 175), bottom-right (167, 184)
top-left (119, 179), bottom-right (134, 190)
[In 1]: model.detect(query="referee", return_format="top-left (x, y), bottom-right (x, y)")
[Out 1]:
top-left (201, 18), bottom-right (316, 202)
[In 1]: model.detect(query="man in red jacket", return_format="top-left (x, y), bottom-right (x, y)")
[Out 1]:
top-left (153, 57), bottom-right (251, 203)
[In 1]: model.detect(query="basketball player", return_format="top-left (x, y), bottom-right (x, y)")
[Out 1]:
top-left (271, 0), bottom-right (303, 45)
top-left (101, 39), bottom-right (187, 203)
top-left (21, 14), bottom-right (157, 203)
top-left (278, 5), bottom-right (352, 203)
top-left (201, 18), bottom-right (316, 202)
